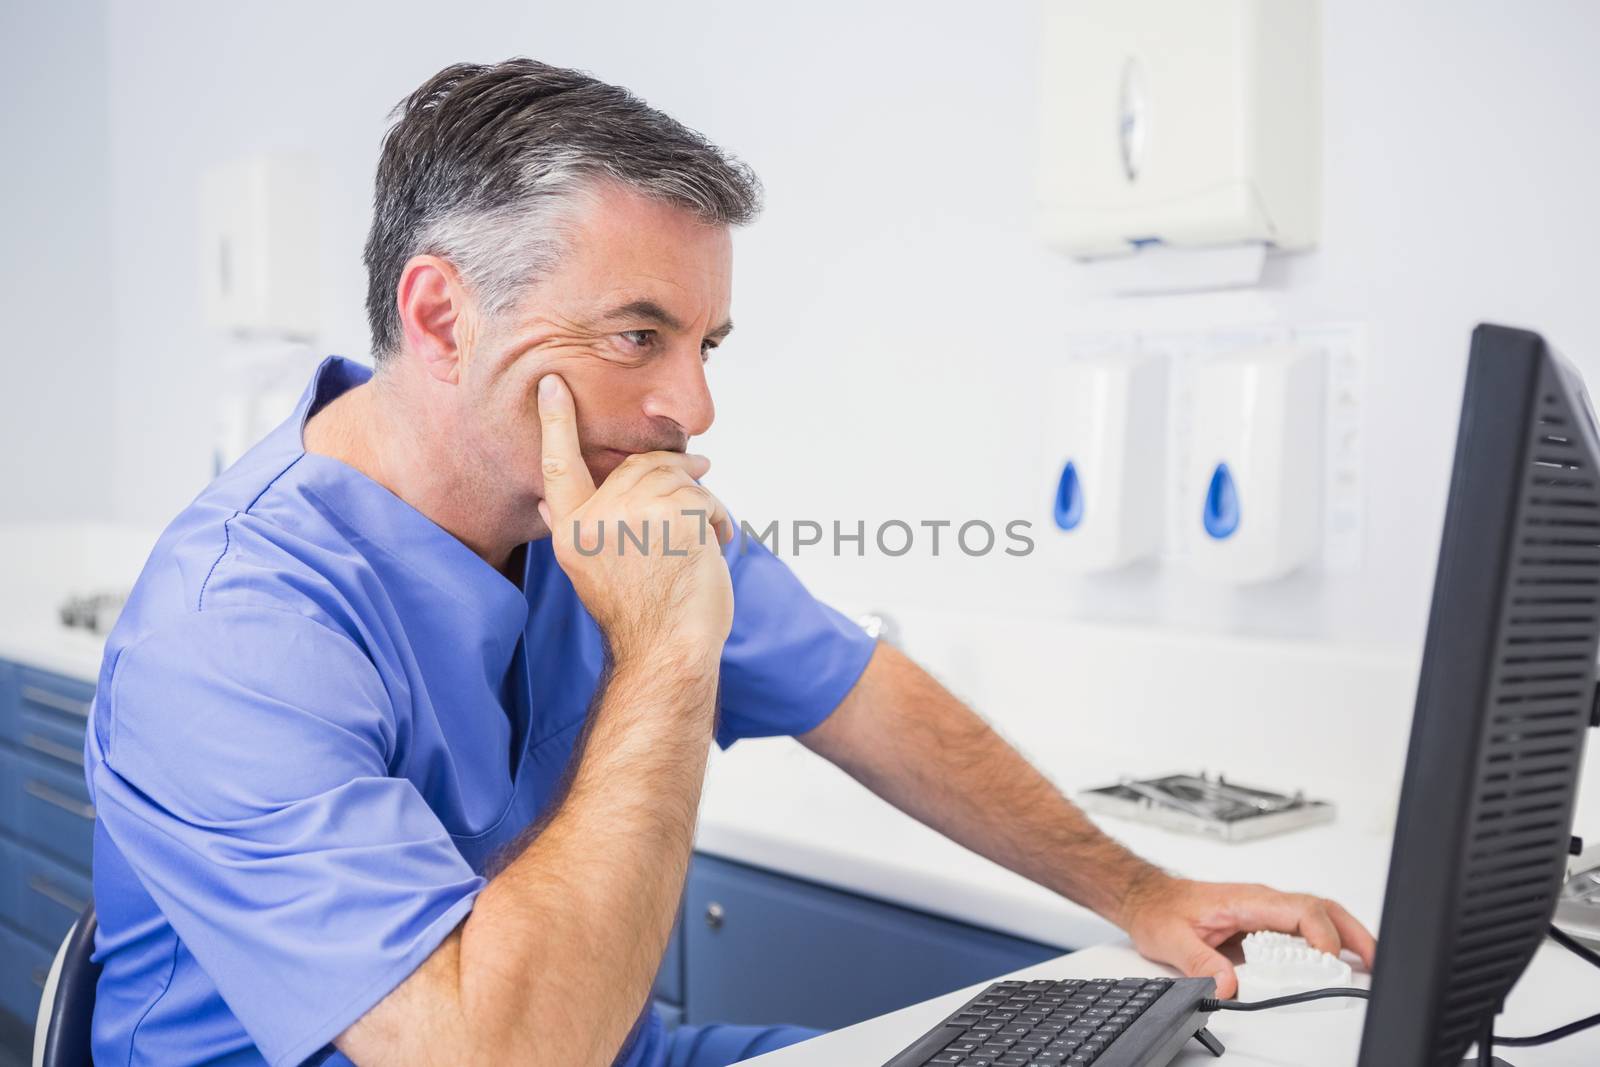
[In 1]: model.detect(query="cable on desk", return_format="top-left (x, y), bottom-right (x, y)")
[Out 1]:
top-left (1495, 1009), bottom-right (1600, 1048)
top-left (1490, 925), bottom-right (1600, 1049)
top-left (1491, 927), bottom-right (1600, 1049)
top-left (1548, 924), bottom-right (1600, 974)
top-left (1200, 988), bottom-right (1369, 1012)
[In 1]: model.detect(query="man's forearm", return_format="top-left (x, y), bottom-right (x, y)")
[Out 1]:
top-left (339, 649), bottom-right (719, 1065)
top-left (801, 643), bottom-right (1163, 927)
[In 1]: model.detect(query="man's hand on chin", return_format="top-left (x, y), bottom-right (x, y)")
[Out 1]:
top-left (1115, 874), bottom-right (1378, 998)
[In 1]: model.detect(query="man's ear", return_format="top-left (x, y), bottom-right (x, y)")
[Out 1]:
top-left (395, 254), bottom-right (477, 385)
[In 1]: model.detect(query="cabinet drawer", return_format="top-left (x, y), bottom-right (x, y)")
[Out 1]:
top-left (0, 748), bottom-right (95, 872)
top-left (1, 664), bottom-right (94, 764)
top-left (14, 714), bottom-right (87, 777)
top-left (0, 838), bottom-right (90, 952)
top-left (684, 855), bottom-right (1066, 1031)
top-left (17, 667), bottom-right (95, 736)
top-left (0, 919), bottom-right (52, 1028)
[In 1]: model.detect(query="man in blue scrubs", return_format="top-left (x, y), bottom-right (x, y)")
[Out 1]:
top-left (84, 59), bottom-right (1375, 1066)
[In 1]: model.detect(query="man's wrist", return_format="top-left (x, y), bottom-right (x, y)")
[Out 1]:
top-left (606, 640), bottom-right (723, 709)
top-left (1109, 864), bottom-right (1177, 932)
top-left (611, 639), bottom-right (721, 677)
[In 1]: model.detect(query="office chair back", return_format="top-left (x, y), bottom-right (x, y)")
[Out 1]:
top-left (32, 902), bottom-right (99, 1067)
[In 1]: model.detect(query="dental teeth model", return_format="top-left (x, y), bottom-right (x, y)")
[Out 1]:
top-left (1234, 931), bottom-right (1356, 1011)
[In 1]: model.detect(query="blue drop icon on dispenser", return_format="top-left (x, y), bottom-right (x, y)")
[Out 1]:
top-left (1054, 461), bottom-right (1085, 531)
top-left (1203, 463), bottom-right (1241, 539)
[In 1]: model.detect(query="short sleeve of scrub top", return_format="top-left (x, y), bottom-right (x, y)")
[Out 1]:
top-left (713, 523), bottom-right (880, 749)
top-left (89, 605), bottom-right (485, 1067)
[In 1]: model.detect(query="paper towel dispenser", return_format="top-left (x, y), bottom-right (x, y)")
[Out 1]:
top-left (1036, 0), bottom-right (1321, 259)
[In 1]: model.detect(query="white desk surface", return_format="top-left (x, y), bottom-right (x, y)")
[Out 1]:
top-left (742, 938), bottom-right (1600, 1066)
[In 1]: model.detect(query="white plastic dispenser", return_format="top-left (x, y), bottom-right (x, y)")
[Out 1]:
top-left (1036, 0), bottom-right (1321, 285)
top-left (1185, 344), bottom-right (1324, 583)
top-left (1047, 352), bottom-right (1167, 573)
top-left (200, 153), bottom-right (319, 338)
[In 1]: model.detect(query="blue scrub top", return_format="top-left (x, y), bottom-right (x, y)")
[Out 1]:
top-left (83, 356), bottom-right (877, 1067)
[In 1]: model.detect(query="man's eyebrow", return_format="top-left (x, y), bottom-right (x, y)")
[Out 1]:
top-left (601, 299), bottom-right (734, 344)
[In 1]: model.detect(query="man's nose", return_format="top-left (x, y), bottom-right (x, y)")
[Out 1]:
top-left (641, 346), bottom-right (716, 438)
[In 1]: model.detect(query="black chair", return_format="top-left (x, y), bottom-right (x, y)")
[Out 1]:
top-left (31, 902), bottom-right (99, 1067)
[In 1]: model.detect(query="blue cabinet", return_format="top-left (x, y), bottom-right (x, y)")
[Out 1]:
top-left (0, 661), bottom-right (96, 1038)
top-left (681, 854), bottom-right (1066, 1031)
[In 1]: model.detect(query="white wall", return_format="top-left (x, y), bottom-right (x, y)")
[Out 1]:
top-left (91, 0), bottom-right (1600, 650)
top-left (0, 0), bottom-right (114, 522)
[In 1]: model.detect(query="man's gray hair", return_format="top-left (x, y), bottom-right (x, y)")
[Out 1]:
top-left (363, 58), bottom-right (762, 360)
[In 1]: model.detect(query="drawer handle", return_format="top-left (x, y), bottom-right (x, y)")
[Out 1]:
top-left (22, 732), bottom-right (85, 768)
top-left (31, 967), bottom-right (48, 989)
top-left (21, 685), bottom-right (91, 720)
top-left (24, 780), bottom-right (96, 820)
top-left (28, 875), bottom-right (88, 916)
top-left (704, 902), bottom-right (725, 931)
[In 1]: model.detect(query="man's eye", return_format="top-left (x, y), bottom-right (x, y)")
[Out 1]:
top-left (620, 329), bottom-right (655, 348)
top-left (700, 340), bottom-right (717, 364)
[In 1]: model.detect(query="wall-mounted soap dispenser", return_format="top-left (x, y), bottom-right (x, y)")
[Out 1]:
top-left (1047, 352), bottom-right (1167, 572)
top-left (1184, 345), bottom-right (1324, 583)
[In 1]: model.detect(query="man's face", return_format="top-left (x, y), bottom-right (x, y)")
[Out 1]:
top-left (459, 181), bottom-right (734, 514)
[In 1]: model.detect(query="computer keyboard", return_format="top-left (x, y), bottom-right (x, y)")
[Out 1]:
top-left (881, 975), bottom-right (1224, 1067)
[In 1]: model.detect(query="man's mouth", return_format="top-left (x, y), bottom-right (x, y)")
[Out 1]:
top-left (590, 443), bottom-right (687, 462)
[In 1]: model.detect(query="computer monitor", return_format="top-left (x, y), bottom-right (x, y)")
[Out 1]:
top-left (1358, 324), bottom-right (1600, 1065)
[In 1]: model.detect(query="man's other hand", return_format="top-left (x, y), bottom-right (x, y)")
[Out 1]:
top-left (1117, 876), bottom-right (1378, 998)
